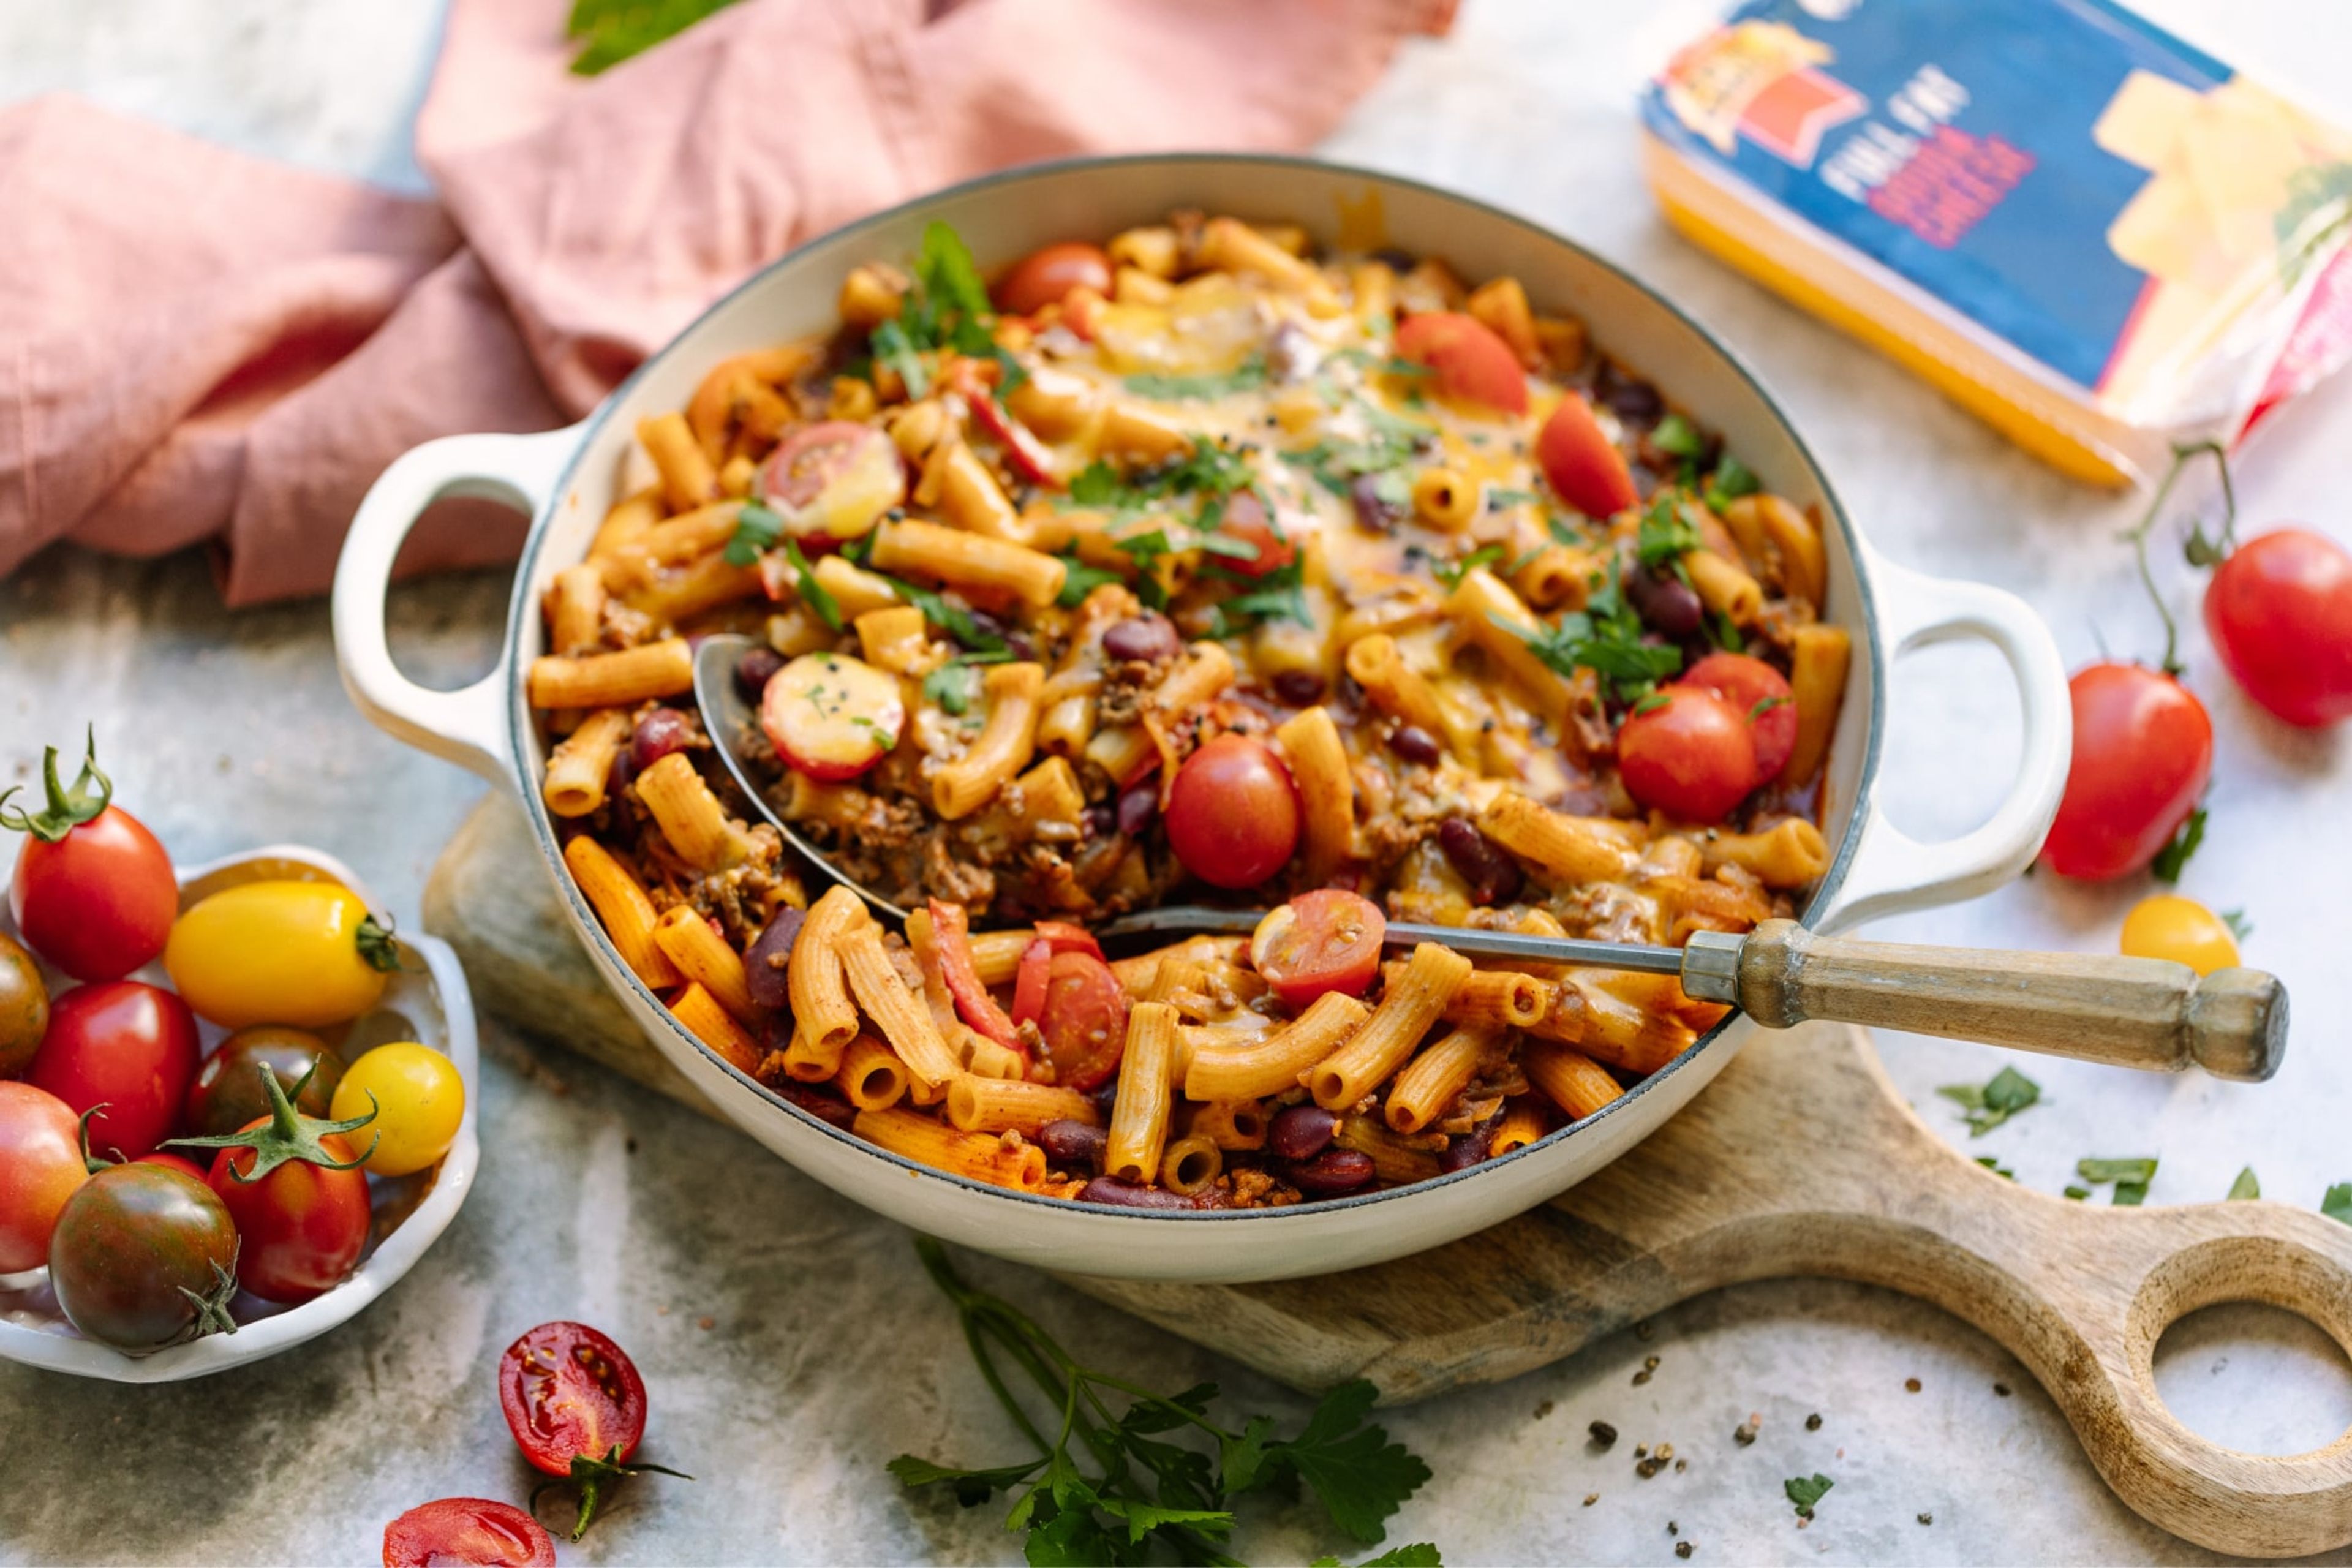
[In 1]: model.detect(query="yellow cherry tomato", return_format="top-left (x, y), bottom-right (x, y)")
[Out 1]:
top-left (2119, 894), bottom-right (2241, 977)
top-left (331, 1042), bottom-right (464, 1177)
top-left (163, 880), bottom-right (396, 1028)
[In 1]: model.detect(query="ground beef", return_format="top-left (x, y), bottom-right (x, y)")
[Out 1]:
top-left (922, 832), bottom-right (996, 911)
top-left (1226, 1167), bottom-right (1301, 1209)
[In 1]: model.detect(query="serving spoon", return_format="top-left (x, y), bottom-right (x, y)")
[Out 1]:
top-left (695, 633), bottom-right (2287, 1083)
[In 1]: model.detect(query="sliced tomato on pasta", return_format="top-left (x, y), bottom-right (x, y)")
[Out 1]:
top-left (1535, 393), bottom-right (1637, 519)
top-left (1394, 311), bottom-right (1528, 415)
top-left (1037, 952), bottom-right (1128, 1091)
top-left (760, 652), bottom-right (904, 782)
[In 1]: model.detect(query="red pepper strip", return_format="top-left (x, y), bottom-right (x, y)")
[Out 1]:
top-left (1029, 921), bottom-right (1104, 961)
top-left (951, 361), bottom-right (1060, 489)
top-left (1010, 938), bottom-right (1053, 1028)
top-left (928, 898), bottom-right (1020, 1050)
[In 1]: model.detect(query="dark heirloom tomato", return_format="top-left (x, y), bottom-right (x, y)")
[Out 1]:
top-left (1615, 688), bottom-right (1758, 823)
top-left (2040, 662), bottom-right (2212, 881)
top-left (383, 1499), bottom-right (556, 1568)
top-left (1678, 652), bottom-right (1797, 780)
top-left (48, 1163), bottom-right (238, 1352)
top-left (1163, 735), bottom-right (1301, 890)
top-left (1536, 393), bottom-right (1638, 519)
top-left (183, 1025), bottom-right (344, 1138)
top-left (0, 931), bottom-right (47, 1077)
top-left (29, 981), bottom-right (201, 1159)
top-left (1036, 952), bottom-right (1129, 1091)
top-left (991, 241), bottom-right (1113, 317)
top-left (205, 1123), bottom-right (372, 1303)
top-left (0, 1080), bottom-right (87, 1272)
top-left (1251, 890), bottom-right (1386, 1008)
top-left (1393, 311), bottom-right (1528, 413)
top-left (2204, 527), bottom-right (2352, 727)
top-left (2, 734), bottom-right (176, 983)
top-left (500, 1321), bottom-right (688, 1540)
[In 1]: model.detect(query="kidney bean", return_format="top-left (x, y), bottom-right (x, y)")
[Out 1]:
top-left (1039, 1120), bottom-right (1108, 1171)
top-left (1623, 562), bottom-right (1703, 640)
top-left (1435, 816), bottom-right (1523, 907)
top-left (1116, 778), bottom-right (1159, 837)
top-left (1082, 804), bottom-right (1117, 840)
top-left (1387, 724), bottom-right (1442, 766)
top-left (1268, 1104), bottom-right (1339, 1161)
top-left (1350, 472), bottom-right (1406, 533)
top-left (1602, 375), bottom-right (1663, 426)
top-left (1089, 1079), bottom-right (1123, 1122)
top-left (1102, 612), bottom-right (1181, 665)
top-left (1272, 670), bottom-right (1325, 707)
top-left (1284, 1148), bottom-right (1377, 1196)
top-left (630, 707), bottom-right (696, 771)
top-left (773, 1080), bottom-right (858, 1132)
top-left (1370, 246), bottom-right (1418, 273)
top-left (1440, 1123), bottom-right (1496, 1174)
top-left (743, 906), bottom-right (805, 1012)
top-left (734, 645), bottom-right (785, 703)
top-left (1077, 1176), bottom-right (1197, 1210)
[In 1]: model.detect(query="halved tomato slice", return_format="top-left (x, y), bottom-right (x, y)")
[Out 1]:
top-left (758, 422), bottom-right (905, 544)
top-left (1250, 889), bottom-right (1386, 1008)
top-left (1394, 311), bottom-right (1528, 415)
top-left (1037, 951), bottom-right (1128, 1090)
top-left (1535, 393), bottom-right (1637, 519)
top-left (952, 361), bottom-right (1060, 489)
top-left (1214, 492), bottom-right (1296, 579)
top-left (760, 652), bottom-right (905, 782)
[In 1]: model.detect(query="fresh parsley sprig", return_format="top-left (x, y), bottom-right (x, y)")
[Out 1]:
top-left (1500, 575), bottom-right (1681, 705)
top-left (892, 1238), bottom-right (1437, 1566)
top-left (872, 222), bottom-right (1027, 400)
top-left (1634, 493), bottom-right (1701, 570)
top-left (1431, 545), bottom-right (1503, 594)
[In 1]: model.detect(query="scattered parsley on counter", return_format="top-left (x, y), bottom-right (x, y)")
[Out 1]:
top-left (2228, 1166), bottom-right (2261, 1201)
top-left (2323, 1184), bottom-right (2352, 1226)
top-left (1784, 1474), bottom-right (1834, 1520)
top-left (892, 1238), bottom-right (1437, 1565)
top-left (2076, 1156), bottom-right (2158, 1206)
top-left (1934, 1065), bottom-right (2040, 1137)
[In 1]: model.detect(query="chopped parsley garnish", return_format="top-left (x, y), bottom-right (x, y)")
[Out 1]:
top-left (1501, 576), bottom-right (1682, 704)
top-left (779, 538), bottom-right (841, 630)
top-left (722, 502), bottom-right (785, 567)
top-left (2077, 1156), bottom-right (2158, 1205)
top-left (1652, 413), bottom-right (1703, 459)
top-left (1785, 1474), bottom-right (1834, 1520)
top-left (2228, 1166), bottom-right (2261, 1200)
top-left (1936, 1065), bottom-right (2040, 1137)
top-left (1070, 439), bottom-right (1254, 513)
top-left (889, 1238), bottom-right (1436, 1562)
top-left (870, 317), bottom-right (930, 399)
top-left (1749, 694), bottom-right (1790, 722)
top-left (873, 221), bottom-right (1026, 400)
top-left (2326, 1184), bottom-right (2352, 1225)
top-left (1055, 555), bottom-right (1125, 608)
top-left (1431, 544), bottom-right (1504, 593)
top-left (1630, 691), bottom-right (1670, 716)
top-left (1703, 608), bottom-right (1746, 653)
top-left (1123, 354), bottom-right (1268, 401)
top-left (1210, 559), bottom-right (1311, 636)
top-left (1635, 493), bottom-right (1702, 568)
top-left (919, 651), bottom-right (1011, 717)
top-left (1704, 453), bottom-right (1761, 513)
top-left (1546, 515), bottom-right (1586, 548)
top-left (2150, 806), bottom-right (2207, 884)
top-left (860, 570), bottom-right (1001, 653)
top-left (1486, 487), bottom-right (1537, 511)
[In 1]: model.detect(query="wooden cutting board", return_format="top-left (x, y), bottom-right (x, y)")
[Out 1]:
top-left (426, 794), bottom-right (2352, 1558)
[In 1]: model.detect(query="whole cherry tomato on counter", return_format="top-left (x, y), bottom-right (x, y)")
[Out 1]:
top-left (29, 981), bottom-right (200, 1161)
top-left (991, 241), bottom-right (1113, 317)
top-left (500, 1322), bottom-right (690, 1541)
top-left (1536, 392), bottom-right (1638, 520)
top-left (1395, 311), bottom-right (1528, 415)
top-left (2120, 894), bottom-right (2242, 977)
top-left (2203, 528), bottom-right (2352, 727)
top-left (383, 1499), bottom-right (556, 1568)
top-left (0, 1080), bottom-right (88, 1272)
top-left (1615, 687), bottom-right (1758, 823)
top-left (172, 1062), bottom-right (379, 1303)
top-left (2, 731), bottom-right (176, 983)
top-left (164, 879), bottom-right (399, 1029)
top-left (2039, 663), bottom-right (2212, 881)
top-left (0, 931), bottom-right (48, 1078)
top-left (1251, 890), bottom-right (1387, 1009)
top-left (47, 1162), bottom-right (238, 1353)
top-left (1164, 734), bottom-right (1301, 890)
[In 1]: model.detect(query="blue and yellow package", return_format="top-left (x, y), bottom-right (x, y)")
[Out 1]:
top-left (1642, 0), bottom-right (2352, 484)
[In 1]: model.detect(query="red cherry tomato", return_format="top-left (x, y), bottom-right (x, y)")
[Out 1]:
top-left (2203, 528), bottom-right (2352, 728)
top-left (383, 1499), bottom-right (556, 1568)
top-left (756, 421), bottom-right (904, 545)
top-left (1036, 952), bottom-right (1129, 1091)
top-left (1616, 688), bottom-right (1759, 823)
top-left (1393, 311), bottom-right (1528, 414)
top-left (1250, 891), bottom-right (1387, 1009)
top-left (992, 242), bottom-right (1114, 317)
top-left (1164, 735), bottom-right (1302, 891)
top-left (1678, 652), bottom-right (1798, 780)
top-left (1535, 394), bottom-right (1638, 519)
top-left (29, 981), bottom-right (200, 1159)
top-left (1214, 491), bottom-right (1297, 579)
top-left (954, 364), bottom-right (1061, 489)
top-left (3, 736), bottom-right (176, 983)
top-left (0, 1080), bottom-right (88, 1272)
top-left (500, 1321), bottom-right (651, 1475)
top-left (1010, 938), bottom-right (1052, 1028)
top-left (205, 1122), bottom-right (371, 1303)
top-left (2040, 662), bottom-right (2212, 880)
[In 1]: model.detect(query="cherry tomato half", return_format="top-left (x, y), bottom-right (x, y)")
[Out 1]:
top-left (2039, 663), bottom-right (2212, 881)
top-left (48, 1163), bottom-right (238, 1352)
top-left (1616, 688), bottom-right (1759, 823)
top-left (0, 1080), bottom-right (88, 1272)
top-left (2120, 894), bottom-right (2240, 977)
top-left (2, 736), bottom-right (175, 984)
top-left (206, 1123), bottom-right (372, 1303)
top-left (383, 1498), bottom-right (556, 1568)
top-left (992, 242), bottom-right (1114, 318)
top-left (500, 1321), bottom-right (652, 1477)
top-left (1037, 951), bottom-right (1129, 1091)
top-left (1677, 652), bottom-right (1797, 781)
top-left (1214, 492), bottom-right (1297, 580)
top-left (29, 981), bottom-right (200, 1160)
top-left (0, 930), bottom-right (47, 1077)
top-left (757, 421), bottom-right (905, 545)
top-left (1164, 735), bottom-right (1301, 891)
top-left (1535, 393), bottom-right (1638, 519)
top-left (1251, 891), bottom-right (1387, 1009)
top-left (2203, 527), bottom-right (2352, 728)
top-left (1393, 311), bottom-right (1528, 414)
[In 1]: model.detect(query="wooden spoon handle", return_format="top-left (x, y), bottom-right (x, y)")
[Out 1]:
top-left (1709, 919), bottom-right (2287, 1080)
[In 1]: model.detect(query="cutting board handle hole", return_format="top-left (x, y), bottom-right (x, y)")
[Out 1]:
top-left (2151, 1302), bottom-right (2352, 1458)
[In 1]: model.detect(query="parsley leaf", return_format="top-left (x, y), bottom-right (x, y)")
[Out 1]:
top-left (566, 0), bottom-right (740, 74)
top-left (1635, 493), bottom-right (1701, 568)
top-left (1056, 555), bottom-right (1125, 608)
top-left (1936, 1064), bottom-right (2041, 1137)
top-left (1652, 413), bottom-right (1703, 459)
top-left (870, 219), bottom-right (1027, 398)
top-left (870, 317), bottom-right (929, 399)
top-left (1785, 1473), bottom-right (1834, 1519)
top-left (1975, 1155), bottom-right (2016, 1179)
top-left (1432, 545), bottom-right (1504, 593)
top-left (2324, 1183), bottom-right (2352, 1226)
top-left (1068, 459), bottom-right (1126, 508)
top-left (2078, 1156), bottom-right (2158, 1205)
top-left (2150, 806), bottom-right (2207, 884)
top-left (1703, 608), bottom-right (1746, 653)
top-left (1704, 453), bottom-right (1762, 513)
top-left (862, 570), bottom-right (1001, 653)
top-left (891, 1240), bottom-right (1437, 1562)
top-left (2064, 1185), bottom-right (2092, 1200)
top-left (1499, 576), bottom-right (1681, 705)
top-left (778, 538), bottom-right (840, 630)
top-left (2228, 1166), bottom-right (2261, 1201)
top-left (722, 501), bottom-right (785, 567)
top-left (920, 655), bottom-right (1010, 718)
top-left (913, 219), bottom-right (990, 323)
top-left (1212, 560), bottom-right (1311, 635)
top-left (1125, 355), bottom-right (1269, 401)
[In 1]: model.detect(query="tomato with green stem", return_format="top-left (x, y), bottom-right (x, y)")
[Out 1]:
top-left (164, 880), bottom-right (400, 1030)
top-left (183, 1025), bottom-right (344, 1139)
top-left (2, 730), bottom-right (176, 984)
top-left (2039, 662), bottom-right (2211, 881)
top-left (0, 1080), bottom-right (88, 1272)
top-left (170, 1061), bottom-right (379, 1303)
top-left (47, 1162), bottom-right (239, 1352)
top-left (500, 1321), bottom-right (690, 1541)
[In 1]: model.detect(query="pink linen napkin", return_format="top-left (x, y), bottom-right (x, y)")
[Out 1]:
top-left (0, 0), bottom-right (1451, 605)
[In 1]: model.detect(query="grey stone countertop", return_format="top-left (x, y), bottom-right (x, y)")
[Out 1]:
top-left (4, 1), bottom-right (2351, 1562)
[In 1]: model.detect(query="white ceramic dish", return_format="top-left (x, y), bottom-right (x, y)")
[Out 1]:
top-left (0, 846), bottom-right (480, 1382)
top-left (333, 154), bottom-right (2068, 1285)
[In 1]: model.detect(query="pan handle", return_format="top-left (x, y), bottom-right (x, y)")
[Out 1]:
top-left (1819, 550), bottom-right (2072, 933)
